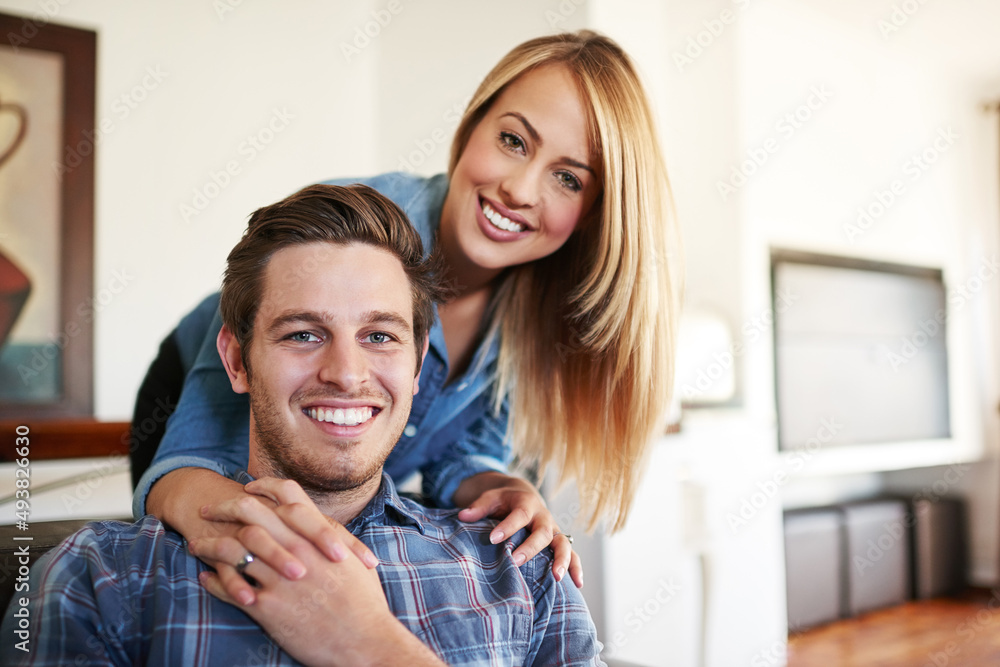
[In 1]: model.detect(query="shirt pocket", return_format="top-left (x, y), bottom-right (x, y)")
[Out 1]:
top-left (414, 611), bottom-right (531, 666)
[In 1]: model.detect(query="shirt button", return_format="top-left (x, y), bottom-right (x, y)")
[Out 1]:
top-left (458, 382), bottom-right (468, 391)
top-left (404, 424), bottom-right (417, 437)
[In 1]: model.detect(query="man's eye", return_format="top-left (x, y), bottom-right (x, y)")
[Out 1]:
top-left (366, 332), bottom-right (393, 344)
top-left (289, 331), bottom-right (320, 343)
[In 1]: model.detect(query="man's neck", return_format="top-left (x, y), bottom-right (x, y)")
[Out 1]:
top-left (247, 454), bottom-right (385, 527)
top-left (301, 475), bottom-right (383, 526)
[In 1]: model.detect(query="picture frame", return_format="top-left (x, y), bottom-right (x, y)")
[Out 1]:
top-left (0, 13), bottom-right (96, 422)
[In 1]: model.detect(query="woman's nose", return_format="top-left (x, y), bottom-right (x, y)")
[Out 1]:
top-left (499, 162), bottom-right (541, 209)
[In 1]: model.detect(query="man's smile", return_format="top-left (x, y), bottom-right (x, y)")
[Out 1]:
top-left (305, 405), bottom-right (377, 426)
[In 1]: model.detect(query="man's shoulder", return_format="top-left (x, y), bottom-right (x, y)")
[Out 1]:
top-left (42, 516), bottom-right (190, 575)
top-left (385, 499), bottom-right (555, 574)
top-left (66, 515), bottom-right (180, 545)
top-left (370, 502), bottom-right (603, 665)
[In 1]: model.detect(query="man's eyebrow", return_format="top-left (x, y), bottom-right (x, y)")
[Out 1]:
top-left (264, 310), bottom-right (412, 335)
top-left (500, 111), bottom-right (596, 177)
top-left (265, 311), bottom-right (327, 336)
top-left (361, 310), bottom-right (412, 334)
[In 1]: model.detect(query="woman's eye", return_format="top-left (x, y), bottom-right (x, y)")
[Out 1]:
top-left (557, 171), bottom-right (583, 192)
top-left (499, 131), bottom-right (525, 153)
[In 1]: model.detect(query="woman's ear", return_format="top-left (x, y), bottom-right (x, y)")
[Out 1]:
top-left (217, 325), bottom-right (250, 394)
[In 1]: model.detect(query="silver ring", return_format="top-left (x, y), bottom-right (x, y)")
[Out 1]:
top-left (562, 534), bottom-right (574, 545)
top-left (235, 551), bottom-right (256, 574)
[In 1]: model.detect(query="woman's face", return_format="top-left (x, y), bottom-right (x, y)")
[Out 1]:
top-left (440, 64), bottom-right (602, 283)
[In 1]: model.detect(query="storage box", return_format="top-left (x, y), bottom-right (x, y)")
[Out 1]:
top-left (784, 507), bottom-right (843, 631)
top-left (840, 499), bottom-right (911, 615)
top-left (912, 497), bottom-right (966, 598)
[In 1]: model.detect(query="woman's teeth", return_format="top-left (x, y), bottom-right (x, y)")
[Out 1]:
top-left (483, 201), bottom-right (525, 233)
top-left (307, 406), bottom-right (373, 426)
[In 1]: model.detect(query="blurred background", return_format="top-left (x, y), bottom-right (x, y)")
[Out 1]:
top-left (1, 1), bottom-right (1000, 665)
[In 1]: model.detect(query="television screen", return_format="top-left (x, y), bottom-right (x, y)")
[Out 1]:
top-left (772, 250), bottom-right (951, 450)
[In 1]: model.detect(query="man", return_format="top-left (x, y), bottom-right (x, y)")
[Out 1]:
top-left (1, 184), bottom-right (603, 666)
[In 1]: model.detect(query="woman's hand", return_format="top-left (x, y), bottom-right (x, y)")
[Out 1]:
top-left (454, 471), bottom-right (584, 587)
top-left (152, 468), bottom-right (376, 606)
top-left (197, 478), bottom-right (444, 667)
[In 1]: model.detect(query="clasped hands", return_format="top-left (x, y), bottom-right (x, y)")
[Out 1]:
top-left (186, 471), bottom-right (582, 604)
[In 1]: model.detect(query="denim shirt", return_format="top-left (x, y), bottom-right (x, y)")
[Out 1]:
top-left (133, 173), bottom-right (510, 517)
top-left (7, 474), bottom-right (605, 667)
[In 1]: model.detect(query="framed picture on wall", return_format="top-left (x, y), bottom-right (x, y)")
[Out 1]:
top-left (0, 14), bottom-right (96, 421)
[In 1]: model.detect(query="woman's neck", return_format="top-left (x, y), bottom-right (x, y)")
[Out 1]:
top-left (437, 284), bottom-right (494, 383)
top-left (437, 236), bottom-right (499, 298)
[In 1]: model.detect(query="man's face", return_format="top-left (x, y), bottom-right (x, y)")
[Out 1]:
top-left (221, 242), bottom-right (422, 500)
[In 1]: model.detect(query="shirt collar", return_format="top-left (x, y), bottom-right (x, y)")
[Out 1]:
top-left (233, 470), bottom-right (425, 534)
top-left (346, 473), bottom-right (425, 534)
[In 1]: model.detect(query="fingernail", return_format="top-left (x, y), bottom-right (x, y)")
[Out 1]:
top-left (364, 553), bottom-right (379, 568)
top-left (491, 531), bottom-right (504, 545)
top-left (239, 591), bottom-right (254, 606)
top-left (330, 543), bottom-right (349, 561)
top-left (513, 552), bottom-right (526, 566)
top-left (557, 567), bottom-right (566, 580)
top-left (286, 562), bottom-right (306, 579)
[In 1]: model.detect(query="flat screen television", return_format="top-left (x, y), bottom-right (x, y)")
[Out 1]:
top-left (771, 250), bottom-right (951, 451)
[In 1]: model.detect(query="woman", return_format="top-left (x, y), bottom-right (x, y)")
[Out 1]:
top-left (135, 29), bottom-right (681, 604)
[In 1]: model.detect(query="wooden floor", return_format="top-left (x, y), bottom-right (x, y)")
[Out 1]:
top-left (788, 589), bottom-right (1000, 666)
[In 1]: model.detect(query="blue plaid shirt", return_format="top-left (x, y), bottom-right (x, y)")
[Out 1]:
top-left (3, 474), bottom-right (604, 666)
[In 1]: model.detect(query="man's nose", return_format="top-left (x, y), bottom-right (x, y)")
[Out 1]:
top-left (317, 336), bottom-right (367, 389)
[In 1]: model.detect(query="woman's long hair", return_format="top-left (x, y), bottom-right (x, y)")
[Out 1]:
top-left (449, 31), bottom-right (684, 531)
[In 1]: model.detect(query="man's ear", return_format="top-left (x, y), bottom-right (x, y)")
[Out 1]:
top-left (218, 325), bottom-right (250, 394)
top-left (413, 336), bottom-right (430, 395)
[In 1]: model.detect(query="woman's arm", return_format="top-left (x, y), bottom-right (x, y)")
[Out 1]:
top-left (132, 300), bottom-right (251, 517)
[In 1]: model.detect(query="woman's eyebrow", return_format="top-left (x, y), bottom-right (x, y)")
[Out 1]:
top-left (502, 111), bottom-right (541, 144)
top-left (501, 111), bottom-right (596, 176)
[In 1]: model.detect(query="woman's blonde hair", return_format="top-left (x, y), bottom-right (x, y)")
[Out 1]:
top-left (449, 31), bottom-right (683, 531)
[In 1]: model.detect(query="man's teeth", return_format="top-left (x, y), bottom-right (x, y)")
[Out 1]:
top-left (483, 201), bottom-right (525, 233)
top-left (307, 406), bottom-right (374, 426)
